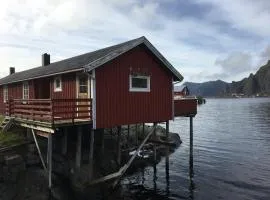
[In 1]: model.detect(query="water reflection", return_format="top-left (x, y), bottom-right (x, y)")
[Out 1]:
top-left (120, 98), bottom-right (270, 200)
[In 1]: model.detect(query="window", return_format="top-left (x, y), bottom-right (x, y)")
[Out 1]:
top-left (54, 76), bottom-right (62, 92)
top-left (79, 76), bottom-right (88, 93)
top-left (129, 75), bottom-right (150, 92)
top-left (23, 82), bottom-right (29, 99)
top-left (3, 86), bottom-right (8, 103)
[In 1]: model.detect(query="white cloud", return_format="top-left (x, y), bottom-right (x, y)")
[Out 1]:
top-left (215, 52), bottom-right (253, 74)
top-left (0, 0), bottom-right (269, 83)
top-left (196, 0), bottom-right (270, 37)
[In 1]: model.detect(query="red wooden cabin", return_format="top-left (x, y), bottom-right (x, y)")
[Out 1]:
top-left (0, 36), bottom-right (196, 133)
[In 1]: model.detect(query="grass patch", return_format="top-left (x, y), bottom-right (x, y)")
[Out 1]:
top-left (0, 131), bottom-right (25, 147)
top-left (0, 115), bottom-right (25, 147)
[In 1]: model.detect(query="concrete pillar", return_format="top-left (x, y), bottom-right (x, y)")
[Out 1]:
top-left (76, 126), bottom-right (82, 170)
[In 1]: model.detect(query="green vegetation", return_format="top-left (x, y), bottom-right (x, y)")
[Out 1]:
top-left (0, 116), bottom-right (25, 147)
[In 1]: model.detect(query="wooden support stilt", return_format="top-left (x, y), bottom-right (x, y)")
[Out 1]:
top-left (189, 116), bottom-right (194, 176)
top-left (135, 124), bottom-right (138, 146)
top-left (127, 125), bottom-right (130, 142)
top-left (26, 128), bottom-right (32, 140)
top-left (61, 128), bottom-right (68, 155)
top-left (153, 122), bottom-right (157, 162)
top-left (153, 162), bottom-right (157, 193)
top-left (100, 128), bottom-right (104, 154)
top-left (166, 120), bottom-right (169, 140)
top-left (76, 126), bottom-right (82, 170)
top-left (189, 117), bottom-right (195, 196)
top-left (31, 129), bottom-right (47, 172)
top-left (117, 126), bottom-right (121, 165)
top-left (48, 133), bottom-right (52, 189)
top-left (165, 148), bottom-right (170, 196)
top-left (142, 123), bottom-right (145, 157)
top-left (89, 128), bottom-right (94, 180)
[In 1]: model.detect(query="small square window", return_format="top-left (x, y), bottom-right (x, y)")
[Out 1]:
top-left (3, 85), bottom-right (8, 103)
top-left (23, 82), bottom-right (29, 99)
top-left (54, 76), bottom-right (62, 92)
top-left (129, 75), bottom-right (150, 92)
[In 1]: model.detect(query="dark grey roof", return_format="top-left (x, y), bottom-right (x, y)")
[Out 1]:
top-left (0, 36), bottom-right (183, 85)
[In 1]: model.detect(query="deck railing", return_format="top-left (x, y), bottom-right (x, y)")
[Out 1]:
top-left (6, 98), bottom-right (92, 124)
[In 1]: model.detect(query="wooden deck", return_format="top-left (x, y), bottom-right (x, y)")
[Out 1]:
top-left (174, 98), bottom-right (197, 117)
top-left (5, 98), bottom-right (92, 131)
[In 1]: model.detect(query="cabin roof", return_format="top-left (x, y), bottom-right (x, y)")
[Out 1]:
top-left (0, 36), bottom-right (183, 85)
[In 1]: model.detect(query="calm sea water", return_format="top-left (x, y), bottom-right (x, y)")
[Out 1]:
top-left (119, 98), bottom-right (270, 200)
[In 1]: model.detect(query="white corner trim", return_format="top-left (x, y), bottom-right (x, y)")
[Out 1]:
top-left (91, 69), bottom-right (96, 129)
top-left (172, 77), bottom-right (175, 121)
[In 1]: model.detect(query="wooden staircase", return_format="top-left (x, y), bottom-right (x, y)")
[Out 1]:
top-left (0, 117), bottom-right (14, 133)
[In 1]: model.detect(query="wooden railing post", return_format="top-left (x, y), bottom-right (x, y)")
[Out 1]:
top-left (51, 100), bottom-right (54, 126)
top-left (7, 99), bottom-right (10, 116)
top-left (72, 100), bottom-right (76, 124)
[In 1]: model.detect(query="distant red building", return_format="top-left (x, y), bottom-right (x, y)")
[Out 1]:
top-left (174, 85), bottom-right (190, 98)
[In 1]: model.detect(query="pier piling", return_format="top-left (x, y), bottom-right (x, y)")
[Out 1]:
top-left (48, 133), bottom-right (52, 189)
top-left (117, 126), bottom-right (121, 165)
top-left (189, 116), bottom-right (194, 176)
top-left (61, 128), bottom-right (68, 155)
top-left (76, 126), bottom-right (82, 170)
top-left (89, 128), bottom-right (94, 180)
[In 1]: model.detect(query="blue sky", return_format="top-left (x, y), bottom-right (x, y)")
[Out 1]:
top-left (1, 0), bottom-right (270, 83)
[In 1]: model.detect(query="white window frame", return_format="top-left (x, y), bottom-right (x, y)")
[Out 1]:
top-left (129, 75), bottom-right (150, 92)
top-left (54, 76), bottom-right (62, 92)
top-left (3, 85), bottom-right (8, 103)
top-left (22, 81), bottom-right (29, 100)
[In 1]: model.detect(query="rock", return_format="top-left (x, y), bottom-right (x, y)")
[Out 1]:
top-left (5, 154), bottom-right (23, 166)
top-left (169, 132), bottom-right (182, 147)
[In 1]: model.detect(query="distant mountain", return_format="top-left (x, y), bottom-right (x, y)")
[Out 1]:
top-left (183, 80), bottom-right (229, 97)
top-left (178, 60), bottom-right (270, 97)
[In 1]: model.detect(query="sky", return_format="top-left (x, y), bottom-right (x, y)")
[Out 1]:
top-left (1, 0), bottom-right (270, 83)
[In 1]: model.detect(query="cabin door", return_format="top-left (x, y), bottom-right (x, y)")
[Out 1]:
top-left (76, 73), bottom-right (90, 118)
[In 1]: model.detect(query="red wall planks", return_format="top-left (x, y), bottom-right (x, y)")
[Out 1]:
top-left (50, 72), bottom-right (77, 99)
top-left (95, 45), bottom-right (173, 128)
